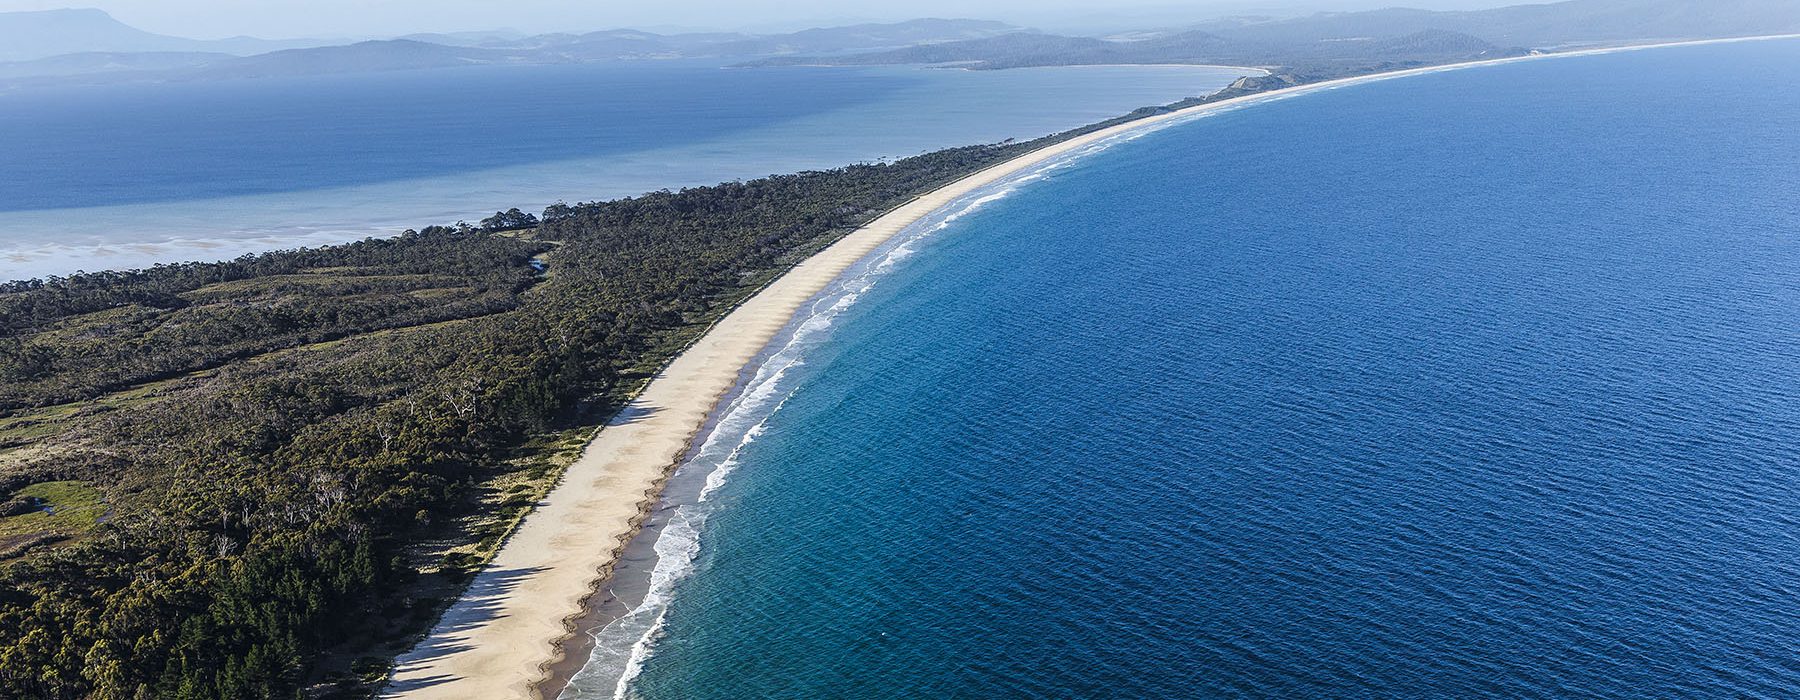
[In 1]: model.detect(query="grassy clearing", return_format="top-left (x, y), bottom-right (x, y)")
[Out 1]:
top-left (406, 286), bottom-right (476, 300)
top-left (186, 272), bottom-right (455, 293)
top-left (0, 374), bottom-right (191, 446)
top-left (0, 481), bottom-right (105, 538)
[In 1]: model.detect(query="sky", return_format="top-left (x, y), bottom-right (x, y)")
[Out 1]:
top-left (0, 0), bottom-right (1518, 39)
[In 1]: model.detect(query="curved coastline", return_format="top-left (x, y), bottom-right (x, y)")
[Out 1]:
top-left (381, 33), bottom-right (1800, 700)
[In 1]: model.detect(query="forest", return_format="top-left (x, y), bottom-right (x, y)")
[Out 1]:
top-left (0, 138), bottom-right (1046, 698)
top-left (0, 58), bottom-right (1326, 697)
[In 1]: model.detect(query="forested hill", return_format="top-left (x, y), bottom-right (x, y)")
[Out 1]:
top-left (0, 138), bottom-right (1046, 698)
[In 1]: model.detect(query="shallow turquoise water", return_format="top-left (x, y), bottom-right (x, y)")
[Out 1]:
top-left (584, 39), bottom-right (1800, 698)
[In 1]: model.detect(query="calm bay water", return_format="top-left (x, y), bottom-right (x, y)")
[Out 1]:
top-left (0, 61), bottom-right (1242, 280)
top-left (578, 39), bottom-right (1800, 698)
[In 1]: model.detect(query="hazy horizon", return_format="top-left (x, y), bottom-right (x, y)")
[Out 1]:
top-left (0, 0), bottom-right (1528, 40)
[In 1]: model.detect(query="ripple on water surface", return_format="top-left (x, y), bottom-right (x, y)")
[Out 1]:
top-left (593, 39), bottom-right (1800, 699)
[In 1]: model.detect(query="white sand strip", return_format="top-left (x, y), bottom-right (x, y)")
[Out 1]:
top-left (383, 33), bottom-right (1800, 700)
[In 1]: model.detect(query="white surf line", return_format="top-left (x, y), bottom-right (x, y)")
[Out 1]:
top-left (576, 174), bottom-right (1049, 700)
top-left (382, 33), bottom-right (1800, 700)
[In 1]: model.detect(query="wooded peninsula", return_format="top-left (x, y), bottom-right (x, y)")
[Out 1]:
top-left (0, 83), bottom-right (1315, 696)
top-left (0, 33), bottom-right (1738, 697)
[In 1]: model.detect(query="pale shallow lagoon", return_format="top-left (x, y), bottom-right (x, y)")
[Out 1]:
top-left (0, 61), bottom-right (1244, 280)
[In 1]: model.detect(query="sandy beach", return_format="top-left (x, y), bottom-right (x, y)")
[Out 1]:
top-left (381, 33), bottom-right (1799, 700)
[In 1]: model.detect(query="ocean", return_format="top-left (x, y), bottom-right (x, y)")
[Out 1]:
top-left (566, 38), bottom-right (1800, 698)
top-left (0, 61), bottom-right (1243, 280)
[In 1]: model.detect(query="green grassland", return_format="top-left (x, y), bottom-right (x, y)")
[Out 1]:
top-left (0, 481), bottom-right (104, 538)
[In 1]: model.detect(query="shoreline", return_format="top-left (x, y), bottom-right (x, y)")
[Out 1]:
top-left (381, 33), bottom-right (1800, 700)
top-left (1, 64), bottom-right (1239, 284)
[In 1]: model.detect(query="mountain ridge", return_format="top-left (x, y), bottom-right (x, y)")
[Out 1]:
top-left (0, 8), bottom-right (325, 61)
top-left (0, 15), bottom-right (1024, 83)
top-left (4, 2), bottom-right (1797, 84)
top-left (737, 0), bottom-right (1800, 71)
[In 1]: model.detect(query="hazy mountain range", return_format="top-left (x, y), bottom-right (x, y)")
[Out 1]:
top-left (746, 0), bottom-right (1800, 70)
top-left (1179, 0), bottom-right (1800, 47)
top-left (0, 12), bottom-right (1022, 84)
top-left (744, 28), bottom-right (1523, 71)
top-left (0, 8), bottom-right (325, 61)
top-left (0, 0), bottom-right (1795, 86)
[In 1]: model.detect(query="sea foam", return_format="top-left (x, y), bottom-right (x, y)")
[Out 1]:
top-left (556, 137), bottom-right (1150, 698)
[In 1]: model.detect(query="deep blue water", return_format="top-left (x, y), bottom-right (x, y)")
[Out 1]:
top-left (0, 62), bottom-right (1239, 280)
top-left (588, 39), bottom-right (1800, 698)
top-left (0, 61), bottom-right (886, 210)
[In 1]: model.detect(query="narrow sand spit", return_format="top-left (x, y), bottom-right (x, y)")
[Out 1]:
top-left (383, 34), bottom-right (1799, 700)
